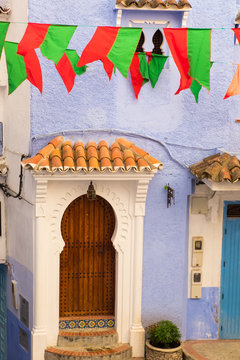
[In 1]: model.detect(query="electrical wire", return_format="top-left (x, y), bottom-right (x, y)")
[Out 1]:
top-left (31, 128), bottom-right (218, 170)
top-left (0, 154), bottom-right (26, 199)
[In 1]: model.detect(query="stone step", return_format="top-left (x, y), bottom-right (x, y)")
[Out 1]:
top-left (45, 343), bottom-right (132, 360)
top-left (58, 328), bottom-right (118, 347)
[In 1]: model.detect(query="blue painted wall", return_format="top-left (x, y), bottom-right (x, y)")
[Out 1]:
top-left (7, 310), bottom-right (31, 360)
top-left (26, 0), bottom-right (240, 341)
top-left (187, 287), bottom-right (220, 339)
top-left (6, 257), bottom-right (33, 360)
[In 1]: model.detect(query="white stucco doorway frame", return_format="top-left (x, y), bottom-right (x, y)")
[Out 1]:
top-left (31, 171), bottom-right (156, 360)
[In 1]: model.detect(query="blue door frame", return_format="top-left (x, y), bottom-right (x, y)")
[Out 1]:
top-left (220, 201), bottom-right (240, 339)
top-left (0, 265), bottom-right (6, 360)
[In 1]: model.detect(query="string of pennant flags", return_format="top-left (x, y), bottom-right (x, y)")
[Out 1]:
top-left (1, 22), bottom-right (240, 102)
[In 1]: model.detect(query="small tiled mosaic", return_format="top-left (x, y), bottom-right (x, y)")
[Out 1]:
top-left (59, 318), bottom-right (115, 330)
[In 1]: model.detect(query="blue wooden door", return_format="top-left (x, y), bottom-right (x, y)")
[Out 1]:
top-left (0, 265), bottom-right (6, 360)
top-left (220, 202), bottom-right (240, 339)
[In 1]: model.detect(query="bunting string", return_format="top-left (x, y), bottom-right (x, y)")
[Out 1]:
top-left (1, 21), bottom-right (240, 102)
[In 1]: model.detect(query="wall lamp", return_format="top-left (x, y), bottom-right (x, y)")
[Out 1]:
top-left (87, 181), bottom-right (96, 201)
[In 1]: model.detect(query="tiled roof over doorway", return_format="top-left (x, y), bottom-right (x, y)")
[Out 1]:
top-left (115, 0), bottom-right (191, 9)
top-left (189, 153), bottom-right (240, 183)
top-left (22, 136), bottom-right (163, 173)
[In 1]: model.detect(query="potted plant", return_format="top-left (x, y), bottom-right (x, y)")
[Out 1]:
top-left (146, 320), bottom-right (182, 360)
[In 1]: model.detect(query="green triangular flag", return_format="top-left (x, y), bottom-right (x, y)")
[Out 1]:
top-left (148, 54), bottom-right (168, 88)
top-left (40, 25), bottom-right (77, 64)
top-left (188, 29), bottom-right (211, 91)
top-left (65, 49), bottom-right (87, 75)
top-left (190, 62), bottom-right (213, 103)
top-left (107, 28), bottom-right (142, 78)
top-left (138, 52), bottom-right (149, 86)
top-left (4, 41), bottom-right (27, 94)
top-left (0, 22), bottom-right (9, 59)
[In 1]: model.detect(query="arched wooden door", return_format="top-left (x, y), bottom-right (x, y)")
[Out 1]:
top-left (60, 194), bottom-right (115, 317)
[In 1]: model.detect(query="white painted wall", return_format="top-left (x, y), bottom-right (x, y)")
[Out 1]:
top-left (0, 0), bottom-right (31, 264)
top-left (188, 183), bottom-right (240, 296)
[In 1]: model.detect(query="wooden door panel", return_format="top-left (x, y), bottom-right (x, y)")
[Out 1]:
top-left (60, 195), bottom-right (115, 317)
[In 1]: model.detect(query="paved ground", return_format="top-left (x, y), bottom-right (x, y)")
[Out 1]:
top-left (183, 340), bottom-right (240, 360)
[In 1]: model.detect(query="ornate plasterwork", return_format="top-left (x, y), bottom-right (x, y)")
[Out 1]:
top-left (33, 173), bottom-right (154, 357)
top-left (35, 180), bottom-right (48, 217)
top-left (49, 183), bottom-right (129, 255)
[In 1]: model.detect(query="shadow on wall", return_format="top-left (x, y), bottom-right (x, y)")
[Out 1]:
top-left (187, 287), bottom-right (220, 339)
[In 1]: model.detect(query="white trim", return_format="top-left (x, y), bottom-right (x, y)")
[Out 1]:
top-left (31, 172), bottom-right (155, 358)
top-left (203, 179), bottom-right (240, 191)
top-left (182, 11), bottom-right (189, 28)
top-left (114, 5), bottom-right (192, 12)
top-left (116, 9), bottom-right (122, 26)
top-left (31, 180), bottom-right (48, 360)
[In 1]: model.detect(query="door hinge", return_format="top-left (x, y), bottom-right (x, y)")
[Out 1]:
top-left (222, 293), bottom-right (224, 300)
top-left (225, 228), bottom-right (227, 234)
top-left (221, 325), bottom-right (223, 331)
top-left (223, 261), bottom-right (226, 267)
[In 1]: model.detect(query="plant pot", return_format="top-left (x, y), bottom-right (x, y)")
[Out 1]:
top-left (146, 339), bottom-right (183, 360)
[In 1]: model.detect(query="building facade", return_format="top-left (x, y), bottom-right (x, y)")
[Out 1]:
top-left (0, 0), bottom-right (240, 359)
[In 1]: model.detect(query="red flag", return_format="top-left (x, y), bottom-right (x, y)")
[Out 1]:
top-left (130, 53), bottom-right (143, 99)
top-left (224, 65), bottom-right (240, 99)
top-left (77, 27), bottom-right (118, 80)
top-left (18, 23), bottom-right (50, 55)
top-left (56, 53), bottom-right (75, 93)
top-left (56, 50), bottom-right (87, 93)
top-left (224, 29), bottom-right (240, 99)
top-left (163, 28), bottom-right (192, 94)
top-left (17, 23), bottom-right (50, 93)
top-left (233, 28), bottom-right (240, 44)
top-left (130, 53), bottom-right (149, 99)
top-left (23, 51), bottom-right (43, 93)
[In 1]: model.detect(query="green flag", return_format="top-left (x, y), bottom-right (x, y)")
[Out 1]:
top-left (190, 62), bottom-right (213, 103)
top-left (107, 28), bottom-right (142, 78)
top-left (148, 54), bottom-right (168, 88)
top-left (0, 22), bottom-right (9, 59)
top-left (4, 42), bottom-right (27, 94)
top-left (40, 25), bottom-right (77, 64)
top-left (187, 29), bottom-right (211, 90)
top-left (65, 49), bottom-right (87, 75)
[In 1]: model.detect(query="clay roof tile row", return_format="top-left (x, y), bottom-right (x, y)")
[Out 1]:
top-left (189, 153), bottom-right (240, 183)
top-left (22, 136), bottom-right (163, 174)
top-left (116, 0), bottom-right (191, 9)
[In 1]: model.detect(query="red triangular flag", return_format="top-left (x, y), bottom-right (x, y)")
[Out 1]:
top-left (130, 53), bottom-right (149, 99)
top-left (56, 53), bottom-right (76, 93)
top-left (77, 27), bottom-right (118, 80)
top-left (130, 53), bottom-right (143, 99)
top-left (18, 23), bottom-right (50, 55)
top-left (224, 65), bottom-right (240, 99)
top-left (23, 51), bottom-right (43, 93)
top-left (163, 28), bottom-right (192, 94)
top-left (17, 23), bottom-right (50, 93)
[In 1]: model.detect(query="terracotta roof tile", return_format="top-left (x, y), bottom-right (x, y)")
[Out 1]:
top-left (116, 0), bottom-right (191, 9)
top-left (190, 153), bottom-right (240, 183)
top-left (76, 157), bottom-right (87, 171)
top-left (89, 157), bottom-right (100, 171)
top-left (22, 136), bottom-right (163, 173)
top-left (111, 142), bottom-right (121, 151)
top-left (87, 145), bottom-right (99, 160)
top-left (38, 158), bottom-right (50, 171)
top-left (49, 135), bottom-right (64, 148)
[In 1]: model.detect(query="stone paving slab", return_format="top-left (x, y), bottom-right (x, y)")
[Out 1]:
top-left (183, 340), bottom-right (240, 360)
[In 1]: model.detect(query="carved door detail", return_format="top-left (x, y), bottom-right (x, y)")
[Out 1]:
top-left (60, 194), bottom-right (115, 317)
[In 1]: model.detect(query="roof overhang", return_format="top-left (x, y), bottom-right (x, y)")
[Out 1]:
top-left (203, 178), bottom-right (240, 192)
top-left (114, 4), bottom-right (191, 11)
top-left (33, 170), bottom-right (156, 182)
